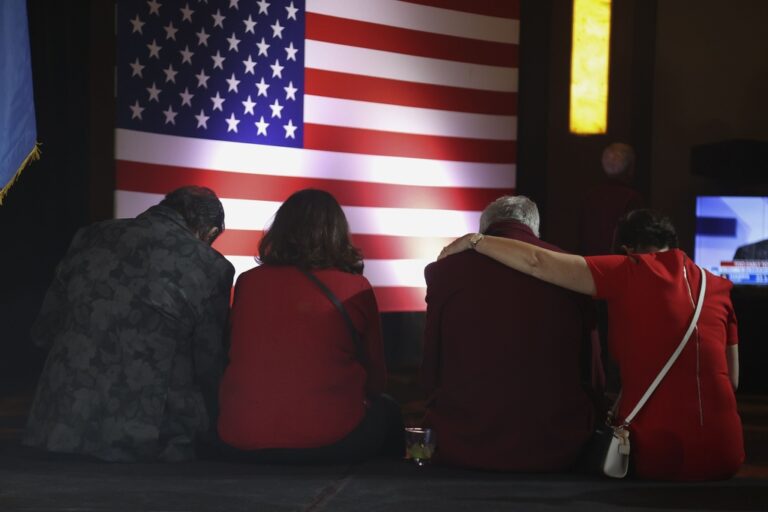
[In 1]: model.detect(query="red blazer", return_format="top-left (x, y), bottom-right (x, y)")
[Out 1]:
top-left (421, 221), bottom-right (599, 471)
top-left (218, 265), bottom-right (386, 450)
top-left (586, 250), bottom-right (743, 480)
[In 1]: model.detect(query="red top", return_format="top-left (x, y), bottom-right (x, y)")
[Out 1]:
top-left (217, 265), bottom-right (386, 449)
top-left (586, 250), bottom-right (744, 480)
top-left (421, 221), bottom-right (600, 471)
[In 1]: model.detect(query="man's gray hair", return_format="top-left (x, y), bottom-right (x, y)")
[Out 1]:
top-left (479, 195), bottom-right (540, 237)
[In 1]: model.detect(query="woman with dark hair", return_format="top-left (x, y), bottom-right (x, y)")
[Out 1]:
top-left (217, 189), bottom-right (403, 463)
top-left (439, 209), bottom-right (743, 480)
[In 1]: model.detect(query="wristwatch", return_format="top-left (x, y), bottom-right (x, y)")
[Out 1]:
top-left (469, 233), bottom-right (484, 250)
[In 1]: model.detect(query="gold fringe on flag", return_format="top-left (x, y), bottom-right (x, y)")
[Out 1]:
top-left (0, 142), bottom-right (41, 205)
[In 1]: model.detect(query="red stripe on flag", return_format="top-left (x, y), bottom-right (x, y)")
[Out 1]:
top-left (214, 229), bottom-right (455, 260)
top-left (306, 13), bottom-right (517, 67)
top-left (213, 230), bottom-right (262, 257)
top-left (398, 0), bottom-right (520, 19)
top-left (304, 124), bottom-right (517, 163)
top-left (374, 286), bottom-right (427, 312)
top-left (305, 69), bottom-right (517, 115)
top-left (116, 161), bottom-right (511, 210)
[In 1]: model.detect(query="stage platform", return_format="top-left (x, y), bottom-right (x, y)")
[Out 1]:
top-left (1, 393), bottom-right (766, 512)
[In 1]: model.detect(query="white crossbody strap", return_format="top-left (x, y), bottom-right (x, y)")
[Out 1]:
top-left (622, 264), bottom-right (707, 426)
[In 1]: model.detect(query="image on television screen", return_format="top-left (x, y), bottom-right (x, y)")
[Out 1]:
top-left (695, 196), bottom-right (768, 285)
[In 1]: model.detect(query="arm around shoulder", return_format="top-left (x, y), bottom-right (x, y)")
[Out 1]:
top-left (474, 235), bottom-right (597, 296)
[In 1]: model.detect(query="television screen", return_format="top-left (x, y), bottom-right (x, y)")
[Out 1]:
top-left (695, 196), bottom-right (768, 285)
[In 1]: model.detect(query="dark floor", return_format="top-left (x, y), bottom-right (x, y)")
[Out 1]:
top-left (1, 387), bottom-right (767, 512)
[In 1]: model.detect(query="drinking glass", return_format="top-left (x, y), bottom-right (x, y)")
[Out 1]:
top-left (404, 427), bottom-right (435, 466)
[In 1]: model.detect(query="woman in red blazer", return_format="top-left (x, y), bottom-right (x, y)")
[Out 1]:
top-left (217, 189), bottom-right (403, 463)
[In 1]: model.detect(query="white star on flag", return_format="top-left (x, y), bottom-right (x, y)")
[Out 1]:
top-left (285, 1), bottom-right (298, 20)
top-left (254, 115), bottom-right (269, 135)
top-left (256, 0), bottom-right (270, 15)
top-left (243, 14), bottom-right (256, 33)
top-left (129, 100), bottom-right (144, 119)
top-left (147, 0), bottom-right (161, 16)
top-left (283, 118), bottom-right (297, 138)
top-left (180, 3), bottom-right (194, 22)
top-left (130, 15), bottom-right (145, 34)
top-left (269, 98), bottom-right (283, 118)
top-left (162, 105), bottom-right (178, 125)
top-left (284, 42), bottom-right (298, 61)
top-left (211, 50), bottom-right (226, 69)
top-left (164, 21), bottom-right (178, 40)
top-left (283, 81), bottom-right (297, 100)
top-left (179, 45), bottom-right (194, 64)
top-left (130, 58), bottom-right (145, 77)
top-left (256, 37), bottom-right (269, 56)
top-left (179, 87), bottom-right (194, 107)
top-left (196, 27), bottom-right (210, 46)
top-left (163, 64), bottom-right (178, 83)
top-left (242, 54), bottom-right (257, 74)
top-left (195, 69), bottom-right (210, 88)
top-left (270, 59), bottom-right (284, 78)
top-left (242, 95), bottom-right (256, 115)
top-left (271, 19), bottom-right (284, 39)
top-left (255, 77), bottom-right (270, 96)
top-left (212, 9), bottom-right (226, 28)
top-left (225, 112), bottom-right (241, 133)
top-left (227, 33), bottom-right (241, 51)
top-left (211, 91), bottom-right (225, 111)
top-left (147, 39), bottom-right (162, 59)
top-left (194, 109), bottom-right (209, 129)
top-left (226, 73), bottom-right (241, 92)
top-left (146, 82), bottom-right (161, 102)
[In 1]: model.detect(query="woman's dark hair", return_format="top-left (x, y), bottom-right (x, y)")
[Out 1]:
top-left (258, 189), bottom-right (363, 274)
top-left (612, 209), bottom-right (678, 254)
top-left (160, 186), bottom-right (225, 243)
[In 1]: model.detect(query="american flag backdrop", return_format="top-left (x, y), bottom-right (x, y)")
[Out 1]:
top-left (115, 0), bottom-right (519, 311)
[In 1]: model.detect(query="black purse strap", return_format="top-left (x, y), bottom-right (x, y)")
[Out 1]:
top-left (297, 267), bottom-right (367, 365)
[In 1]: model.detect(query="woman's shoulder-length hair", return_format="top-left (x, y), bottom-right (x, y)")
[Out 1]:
top-left (258, 189), bottom-right (364, 274)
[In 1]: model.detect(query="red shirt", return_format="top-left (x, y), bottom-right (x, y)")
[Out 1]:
top-left (217, 265), bottom-right (386, 449)
top-left (422, 221), bottom-right (599, 471)
top-left (586, 250), bottom-right (744, 480)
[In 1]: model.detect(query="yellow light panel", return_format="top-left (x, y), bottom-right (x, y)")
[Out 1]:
top-left (570, 0), bottom-right (611, 134)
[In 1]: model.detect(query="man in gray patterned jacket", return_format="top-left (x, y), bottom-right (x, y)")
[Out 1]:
top-left (23, 186), bottom-right (235, 462)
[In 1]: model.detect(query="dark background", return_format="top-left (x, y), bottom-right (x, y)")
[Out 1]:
top-left (2, 0), bottom-right (767, 393)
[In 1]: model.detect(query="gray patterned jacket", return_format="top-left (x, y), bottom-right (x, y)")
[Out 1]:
top-left (23, 205), bottom-right (234, 461)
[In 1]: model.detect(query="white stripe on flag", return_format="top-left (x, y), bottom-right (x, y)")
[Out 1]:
top-left (115, 191), bottom-right (482, 237)
top-left (304, 95), bottom-right (517, 140)
top-left (306, 0), bottom-right (519, 44)
top-left (116, 129), bottom-right (517, 188)
top-left (227, 256), bottom-right (430, 288)
top-left (305, 40), bottom-right (518, 93)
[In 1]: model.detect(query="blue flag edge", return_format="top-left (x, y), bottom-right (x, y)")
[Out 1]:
top-left (0, 0), bottom-right (40, 205)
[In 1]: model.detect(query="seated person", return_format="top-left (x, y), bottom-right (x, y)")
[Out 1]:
top-left (421, 195), bottom-right (602, 471)
top-left (23, 186), bottom-right (234, 462)
top-left (217, 189), bottom-right (403, 463)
